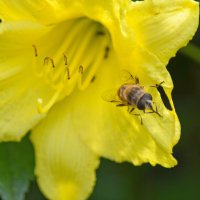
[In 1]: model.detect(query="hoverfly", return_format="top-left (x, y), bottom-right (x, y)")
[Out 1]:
top-left (103, 71), bottom-right (163, 124)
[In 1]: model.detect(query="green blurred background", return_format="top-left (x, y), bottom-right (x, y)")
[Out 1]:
top-left (25, 3), bottom-right (200, 200)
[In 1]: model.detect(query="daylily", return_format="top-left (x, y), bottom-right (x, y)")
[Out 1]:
top-left (0, 0), bottom-right (199, 199)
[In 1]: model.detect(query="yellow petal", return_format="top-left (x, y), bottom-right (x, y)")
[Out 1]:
top-left (0, 1), bottom-right (57, 22)
top-left (1, 0), bottom-right (198, 70)
top-left (0, 22), bottom-right (53, 141)
top-left (0, 0), bottom-right (127, 24)
top-left (30, 102), bottom-right (99, 200)
top-left (126, 0), bottom-right (199, 65)
top-left (0, 0), bottom-right (196, 167)
top-left (46, 54), bottom-right (179, 168)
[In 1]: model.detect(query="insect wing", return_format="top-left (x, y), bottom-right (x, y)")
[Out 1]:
top-left (102, 89), bottom-right (119, 103)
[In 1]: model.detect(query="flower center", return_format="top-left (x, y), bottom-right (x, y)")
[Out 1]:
top-left (32, 18), bottom-right (111, 113)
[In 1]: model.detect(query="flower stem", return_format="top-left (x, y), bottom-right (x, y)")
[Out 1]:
top-left (180, 43), bottom-right (200, 64)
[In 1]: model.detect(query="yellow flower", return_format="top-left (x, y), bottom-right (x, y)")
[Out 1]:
top-left (0, 0), bottom-right (199, 199)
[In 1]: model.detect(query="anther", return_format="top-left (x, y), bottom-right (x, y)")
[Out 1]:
top-left (32, 45), bottom-right (38, 57)
top-left (63, 54), bottom-right (68, 65)
top-left (96, 31), bottom-right (105, 36)
top-left (104, 45), bottom-right (110, 59)
top-left (79, 65), bottom-right (84, 74)
top-left (66, 67), bottom-right (70, 80)
top-left (44, 57), bottom-right (55, 68)
top-left (44, 57), bottom-right (50, 65)
top-left (91, 76), bottom-right (96, 83)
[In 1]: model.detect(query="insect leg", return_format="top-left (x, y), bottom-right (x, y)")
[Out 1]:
top-left (153, 102), bottom-right (162, 117)
top-left (144, 104), bottom-right (162, 117)
top-left (134, 114), bottom-right (143, 125)
top-left (122, 70), bottom-right (137, 83)
top-left (116, 103), bottom-right (126, 107)
top-left (129, 112), bottom-right (143, 125)
top-left (129, 107), bottom-right (135, 113)
top-left (150, 81), bottom-right (164, 88)
top-left (128, 72), bottom-right (140, 84)
top-left (135, 76), bottom-right (140, 84)
top-left (143, 110), bottom-right (154, 114)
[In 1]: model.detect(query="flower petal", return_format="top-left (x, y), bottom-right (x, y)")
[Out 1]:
top-left (30, 103), bottom-right (99, 200)
top-left (48, 54), bottom-right (180, 168)
top-left (0, 1), bottom-right (57, 22)
top-left (0, 0), bottom-right (127, 25)
top-left (0, 22), bottom-right (52, 141)
top-left (0, 74), bottom-right (44, 141)
top-left (126, 0), bottom-right (199, 65)
top-left (1, 0), bottom-right (198, 68)
top-left (0, 0), bottom-right (133, 62)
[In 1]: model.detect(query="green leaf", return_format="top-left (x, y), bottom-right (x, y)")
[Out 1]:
top-left (0, 134), bottom-right (35, 200)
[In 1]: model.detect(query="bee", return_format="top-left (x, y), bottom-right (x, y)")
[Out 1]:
top-left (103, 71), bottom-right (163, 124)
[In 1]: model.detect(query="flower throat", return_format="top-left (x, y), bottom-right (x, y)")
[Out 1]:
top-left (32, 18), bottom-right (111, 114)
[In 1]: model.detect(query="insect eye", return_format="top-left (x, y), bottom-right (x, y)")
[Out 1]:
top-left (137, 99), bottom-right (145, 110)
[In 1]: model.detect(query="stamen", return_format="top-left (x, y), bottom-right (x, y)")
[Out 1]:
top-left (32, 44), bottom-right (38, 57)
top-left (104, 45), bottom-right (110, 59)
top-left (78, 35), bottom-right (107, 90)
top-left (32, 45), bottom-right (44, 78)
top-left (66, 23), bottom-right (100, 78)
top-left (66, 67), bottom-right (70, 80)
top-left (32, 18), bottom-right (111, 113)
top-left (63, 54), bottom-right (68, 65)
top-left (96, 31), bottom-right (105, 36)
top-left (90, 76), bottom-right (96, 83)
top-left (79, 65), bottom-right (84, 74)
top-left (44, 57), bottom-right (55, 68)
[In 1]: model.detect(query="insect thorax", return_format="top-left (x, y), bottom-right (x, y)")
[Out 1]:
top-left (118, 84), bottom-right (144, 106)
